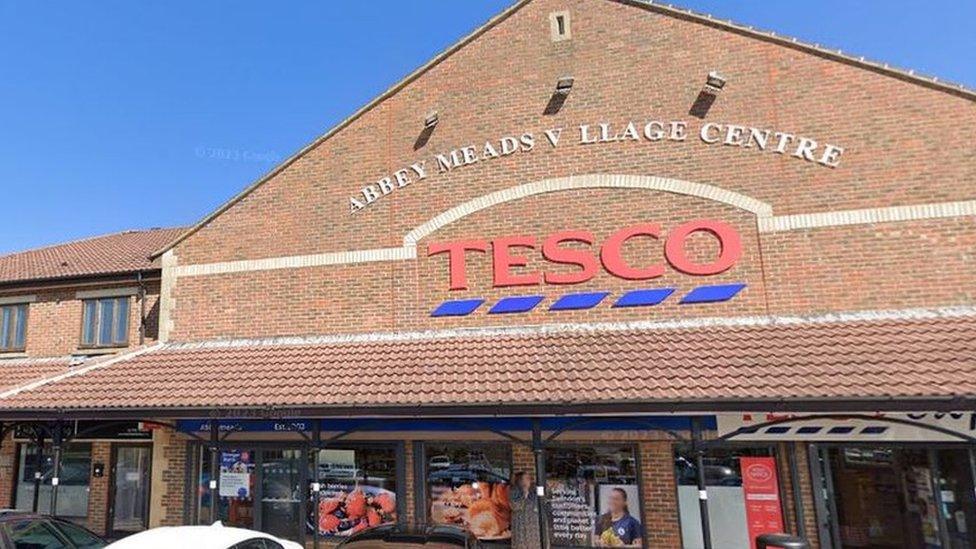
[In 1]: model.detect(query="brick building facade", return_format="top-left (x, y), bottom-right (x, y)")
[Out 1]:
top-left (1, 1), bottom-right (975, 548)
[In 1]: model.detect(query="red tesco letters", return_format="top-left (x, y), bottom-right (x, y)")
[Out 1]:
top-left (427, 219), bottom-right (742, 291)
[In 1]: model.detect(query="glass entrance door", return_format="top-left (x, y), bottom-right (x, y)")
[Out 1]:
top-left (258, 449), bottom-right (305, 543)
top-left (218, 449), bottom-right (256, 530)
top-left (109, 445), bottom-right (152, 537)
top-left (193, 445), bottom-right (307, 542)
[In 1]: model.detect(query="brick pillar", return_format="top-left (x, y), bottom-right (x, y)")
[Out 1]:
top-left (403, 441), bottom-right (415, 524)
top-left (149, 426), bottom-right (188, 527)
top-left (86, 442), bottom-right (112, 535)
top-left (0, 432), bottom-right (15, 508)
top-left (639, 440), bottom-right (682, 547)
top-left (776, 443), bottom-right (822, 548)
top-left (795, 444), bottom-right (821, 549)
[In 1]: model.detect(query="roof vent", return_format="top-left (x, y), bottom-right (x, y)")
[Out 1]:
top-left (549, 11), bottom-right (571, 42)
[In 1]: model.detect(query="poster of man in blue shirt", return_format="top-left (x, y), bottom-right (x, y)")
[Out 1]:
top-left (594, 486), bottom-right (643, 547)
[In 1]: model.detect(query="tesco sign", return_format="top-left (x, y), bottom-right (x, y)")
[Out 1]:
top-left (428, 219), bottom-right (742, 291)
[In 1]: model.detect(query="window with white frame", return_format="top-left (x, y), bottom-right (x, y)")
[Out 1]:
top-left (81, 296), bottom-right (130, 347)
top-left (0, 303), bottom-right (29, 352)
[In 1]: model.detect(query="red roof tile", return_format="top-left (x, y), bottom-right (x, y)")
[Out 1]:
top-left (0, 227), bottom-right (185, 284)
top-left (0, 356), bottom-right (78, 395)
top-left (2, 314), bottom-right (974, 412)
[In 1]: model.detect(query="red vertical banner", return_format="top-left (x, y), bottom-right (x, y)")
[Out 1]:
top-left (740, 457), bottom-right (785, 548)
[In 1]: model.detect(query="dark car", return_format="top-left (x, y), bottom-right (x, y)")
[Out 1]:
top-left (335, 523), bottom-right (483, 548)
top-left (0, 511), bottom-right (107, 549)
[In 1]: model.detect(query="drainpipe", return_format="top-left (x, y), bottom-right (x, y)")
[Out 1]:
top-left (137, 272), bottom-right (146, 345)
top-left (31, 428), bottom-right (45, 513)
top-left (532, 420), bottom-right (549, 549)
top-left (311, 422), bottom-right (321, 549)
top-left (208, 419), bottom-right (220, 524)
top-left (692, 417), bottom-right (713, 549)
top-left (49, 421), bottom-right (65, 516)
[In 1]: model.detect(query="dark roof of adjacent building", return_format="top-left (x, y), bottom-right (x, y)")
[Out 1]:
top-left (0, 227), bottom-right (184, 285)
top-left (2, 309), bottom-right (973, 415)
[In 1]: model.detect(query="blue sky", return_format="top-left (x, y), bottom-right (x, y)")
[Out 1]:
top-left (0, 1), bottom-right (973, 255)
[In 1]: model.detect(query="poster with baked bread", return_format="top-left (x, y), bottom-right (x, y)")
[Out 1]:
top-left (430, 481), bottom-right (512, 540)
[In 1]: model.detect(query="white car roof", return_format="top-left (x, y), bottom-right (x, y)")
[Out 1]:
top-left (107, 522), bottom-right (301, 549)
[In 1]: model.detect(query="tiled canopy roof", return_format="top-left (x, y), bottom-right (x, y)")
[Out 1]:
top-left (2, 312), bottom-right (974, 413)
top-left (0, 357), bottom-right (77, 395)
top-left (0, 227), bottom-right (184, 284)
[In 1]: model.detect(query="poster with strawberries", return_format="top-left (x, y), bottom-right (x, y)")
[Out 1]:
top-left (308, 483), bottom-right (397, 537)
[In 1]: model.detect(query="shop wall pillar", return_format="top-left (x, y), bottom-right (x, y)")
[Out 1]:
top-left (778, 443), bottom-right (821, 548)
top-left (149, 426), bottom-right (187, 527)
top-left (403, 441), bottom-right (415, 525)
top-left (0, 431), bottom-right (14, 509)
top-left (639, 440), bottom-right (682, 547)
top-left (85, 442), bottom-right (112, 535)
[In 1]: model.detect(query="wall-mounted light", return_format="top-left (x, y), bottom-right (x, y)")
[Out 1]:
top-left (424, 111), bottom-right (439, 129)
top-left (704, 71), bottom-right (726, 93)
top-left (555, 76), bottom-right (575, 95)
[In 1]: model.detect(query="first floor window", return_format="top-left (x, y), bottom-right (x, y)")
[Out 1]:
top-left (425, 442), bottom-right (513, 543)
top-left (14, 443), bottom-right (92, 517)
top-left (81, 297), bottom-right (129, 347)
top-left (545, 445), bottom-right (642, 548)
top-left (0, 303), bottom-right (28, 352)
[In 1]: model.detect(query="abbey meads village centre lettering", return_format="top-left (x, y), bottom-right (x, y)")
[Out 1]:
top-left (347, 119), bottom-right (846, 214)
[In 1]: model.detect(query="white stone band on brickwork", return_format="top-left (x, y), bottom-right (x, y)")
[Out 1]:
top-left (759, 200), bottom-right (976, 233)
top-left (172, 246), bottom-right (416, 277)
top-left (404, 174), bottom-right (774, 246)
top-left (167, 175), bottom-right (975, 278)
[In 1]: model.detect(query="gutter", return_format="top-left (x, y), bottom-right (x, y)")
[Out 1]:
top-left (2, 395), bottom-right (974, 422)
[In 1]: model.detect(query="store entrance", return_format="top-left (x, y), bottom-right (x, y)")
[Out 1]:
top-left (822, 446), bottom-right (976, 549)
top-left (108, 444), bottom-right (152, 537)
top-left (196, 446), bottom-right (307, 544)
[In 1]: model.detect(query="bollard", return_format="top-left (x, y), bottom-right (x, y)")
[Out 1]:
top-left (756, 533), bottom-right (810, 549)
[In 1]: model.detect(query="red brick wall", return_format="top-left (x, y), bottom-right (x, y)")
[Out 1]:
top-left (0, 432), bottom-right (14, 509)
top-left (639, 441), bottom-right (682, 547)
top-left (85, 442), bottom-right (112, 535)
top-left (152, 427), bottom-right (188, 527)
top-left (0, 281), bottom-right (161, 358)
top-left (163, 0), bottom-right (974, 341)
top-left (777, 443), bottom-right (820, 549)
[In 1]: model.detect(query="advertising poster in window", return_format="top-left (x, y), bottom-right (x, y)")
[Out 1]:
top-left (548, 478), bottom-right (593, 546)
top-left (426, 445), bottom-right (513, 541)
top-left (312, 484), bottom-right (397, 537)
top-left (430, 481), bottom-right (511, 540)
top-left (594, 485), bottom-right (643, 547)
top-left (219, 451), bottom-right (253, 498)
top-left (546, 446), bottom-right (642, 547)
top-left (739, 457), bottom-right (784, 549)
top-left (308, 448), bottom-right (398, 537)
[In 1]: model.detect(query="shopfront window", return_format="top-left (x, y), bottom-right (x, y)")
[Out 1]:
top-left (425, 443), bottom-right (512, 544)
top-left (14, 443), bottom-right (92, 518)
top-left (675, 447), bottom-right (779, 549)
top-left (545, 445), bottom-right (642, 548)
top-left (823, 446), bottom-right (976, 549)
top-left (309, 446), bottom-right (398, 539)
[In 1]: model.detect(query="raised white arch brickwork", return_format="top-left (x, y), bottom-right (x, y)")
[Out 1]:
top-left (403, 174), bottom-right (773, 246)
top-left (165, 175), bottom-right (975, 279)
